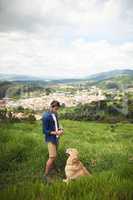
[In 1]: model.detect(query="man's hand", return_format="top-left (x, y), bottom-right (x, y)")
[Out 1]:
top-left (57, 129), bottom-right (64, 136)
top-left (50, 129), bottom-right (64, 136)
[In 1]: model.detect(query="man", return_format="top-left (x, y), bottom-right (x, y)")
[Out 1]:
top-left (42, 100), bottom-right (64, 182)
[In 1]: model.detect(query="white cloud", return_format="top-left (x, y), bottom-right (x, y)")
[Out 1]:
top-left (0, 32), bottom-right (133, 78)
top-left (0, 0), bottom-right (133, 78)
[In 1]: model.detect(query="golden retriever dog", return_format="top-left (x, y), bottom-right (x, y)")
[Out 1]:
top-left (63, 148), bottom-right (91, 182)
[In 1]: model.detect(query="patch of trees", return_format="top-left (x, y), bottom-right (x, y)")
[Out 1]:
top-left (0, 81), bottom-right (45, 99)
top-left (106, 82), bottom-right (119, 89)
top-left (0, 82), bottom-right (12, 99)
top-left (59, 97), bottom-right (133, 123)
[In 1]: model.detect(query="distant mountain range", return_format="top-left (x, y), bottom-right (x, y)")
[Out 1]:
top-left (0, 69), bottom-right (133, 83)
top-left (85, 69), bottom-right (133, 81)
top-left (0, 74), bottom-right (43, 81)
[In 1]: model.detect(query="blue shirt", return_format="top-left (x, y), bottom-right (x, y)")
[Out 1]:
top-left (42, 111), bottom-right (59, 144)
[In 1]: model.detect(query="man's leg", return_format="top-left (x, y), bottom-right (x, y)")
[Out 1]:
top-left (44, 142), bottom-right (57, 176)
top-left (44, 157), bottom-right (56, 176)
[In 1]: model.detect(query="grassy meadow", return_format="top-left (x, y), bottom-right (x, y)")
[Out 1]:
top-left (0, 120), bottom-right (133, 200)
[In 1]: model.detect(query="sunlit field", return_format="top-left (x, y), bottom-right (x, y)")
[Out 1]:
top-left (0, 120), bottom-right (133, 200)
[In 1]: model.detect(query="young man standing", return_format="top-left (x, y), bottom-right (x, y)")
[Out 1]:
top-left (42, 100), bottom-right (64, 181)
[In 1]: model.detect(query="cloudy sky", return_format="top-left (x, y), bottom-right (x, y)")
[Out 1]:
top-left (0, 0), bottom-right (133, 79)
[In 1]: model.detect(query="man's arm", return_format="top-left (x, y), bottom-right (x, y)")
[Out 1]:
top-left (42, 114), bottom-right (63, 136)
top-left (42, 114), bottom-right (54, 135)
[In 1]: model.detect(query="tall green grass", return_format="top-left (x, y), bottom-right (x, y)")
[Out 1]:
top-left (0, 120), bottom-right (133, 199)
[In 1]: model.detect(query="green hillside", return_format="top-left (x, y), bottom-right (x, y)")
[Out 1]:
top-left (0, 70), bottom-right (133, 99)
top-left (0, 120), bottom-right (133, 200)
top-left (85, 69), bottom-right (133, 81)
top-left (95, 75), bottom-right (133, 89)
top-left (0, 81), bottom-right (48, 99)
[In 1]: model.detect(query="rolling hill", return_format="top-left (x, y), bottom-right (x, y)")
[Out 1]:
top-left (0, 69), bottom-right (133, 96)
top-left (0, 69), bottom-right (133, 83)
top-left (85, 69), bottom-right (133, 81)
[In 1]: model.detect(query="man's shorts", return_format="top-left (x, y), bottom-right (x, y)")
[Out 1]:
top-left (47, 142), bottom-right (58, 158)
